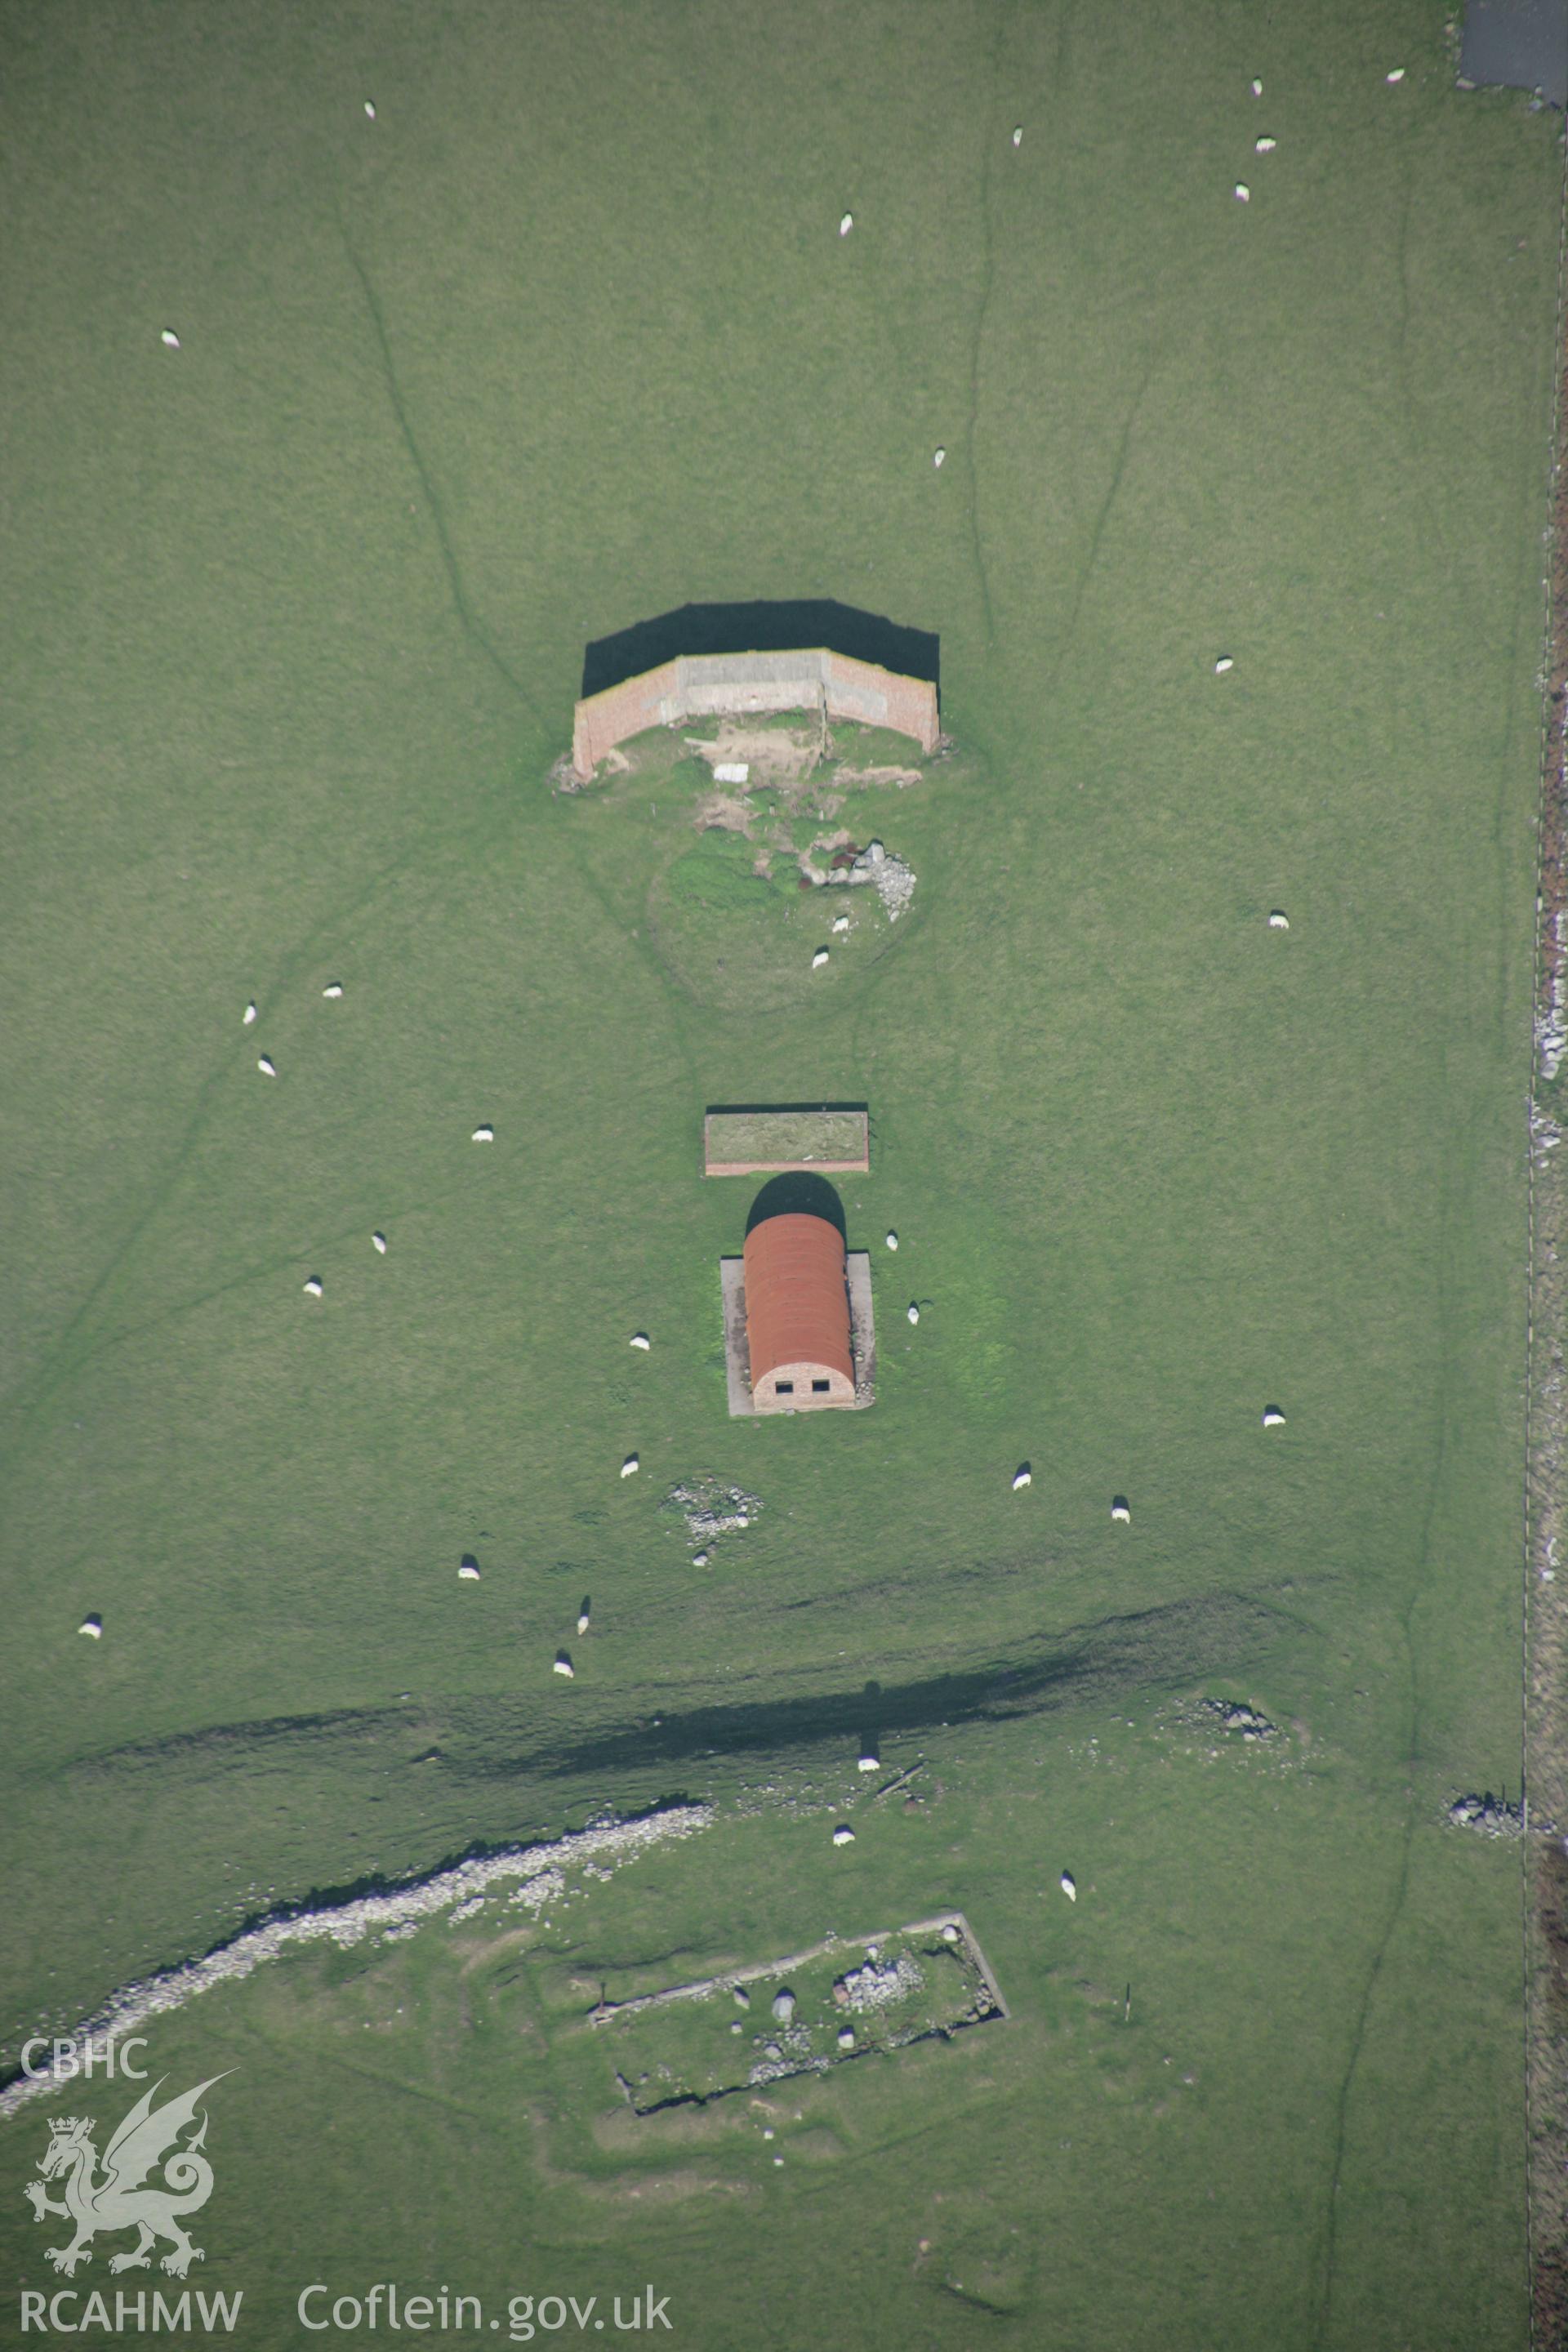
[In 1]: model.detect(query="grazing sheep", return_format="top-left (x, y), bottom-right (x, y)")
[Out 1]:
top-left (838, 2026), bottom-right (856, 2048)
top-left (472, 1124), bottom-right (494, 1142)
top-left (554, 1651), bottom-right (574, 1677)
top-left (79, 1615), bottom-right (102, 1639)
top-left (907, 1303), bottom-right (920, 1325)
top-left (813, 947), bottom-right (830, 969)
top-left (832, 914), bottom-right (849, 933)
top-left (364, 100), bottom-right (376, 115)
top-left (630, 1331), bottom-right (651, 1350)
top-left (1214, 656), bottom-right (1234, 674)
top-left (1251, 77), bottom-right (1263, 95)
top-left (1255, 136), bottom-right (1276, 153)
top-left (884, 1231), bottom-right (898, 1251)
top-left (1234, 183), bottom-right (1250, 203)
top-left (457, 1561), bottom-right (480, 1580)
top-left (621, 1453), bottom-right (639, 1477)
top-left (1012, 125), bottom-right (1023, 146)
top-left (1263, 1406), bottom-right (1286, 1428)
top-left (303, 1277), bottom-right (323, 1298)
top-left (372, 1232), bottom-right (387, 1254)
top-left (243, 1002), bottom-right (256, 1026)
top-left (693, 1550), bottom-right (709, 1568)
top-left (1060, 1872), bottom-right (1077, 1901)
top-left (257, 1054), bottom-right (277, 1076)
top-left (840, 212), bottom-right (853, 235)
top-left (1013, 1466), bottom-right (1032, 1491)
top-left (1111, 1498), bottom-right (1131, 1523)
top-left (577, 1601), bottom-right (590, 1635)
top-left (933, 447), bottom-right (947, 467)
top-left (322, 982), bottom-right (344, 999)
top-left (161, 329), bottom-right (180, 348)
top-left (1385, 67), bottom-right (1405, 83)
top-left (832, 1825), bottom-right (855, 1846)
top-left (1268, 910), bottom-right (1290, 929)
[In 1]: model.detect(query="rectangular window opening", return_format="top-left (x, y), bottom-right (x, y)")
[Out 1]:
top-left (775, 1380), bottom-right (795, 1396)
top-left (811, 1379), bottom-right (831, 1393)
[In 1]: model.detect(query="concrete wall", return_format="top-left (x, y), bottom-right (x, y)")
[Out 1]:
top-left (572, 648), bottom-right (939, 778)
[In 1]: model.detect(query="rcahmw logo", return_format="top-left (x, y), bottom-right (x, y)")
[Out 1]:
top-left (20, 2072), bottom-right (242, 2333)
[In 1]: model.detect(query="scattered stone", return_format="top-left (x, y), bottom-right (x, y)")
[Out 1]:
top-left (630, 1332), bottom-right (651, 1350)
top-left (858, 1752), bottom-right (880, 1774)
top-left (472, 1124), bottom-right (494, 1143)
top-left (666, 1477), bottom-right (761, 1546)
top-left (941, 1923), bottom-right (959, 1942)
top-left (733, 1985), bottom-right (750, 2008)
top-left (713, 762), bottom-right (750, 784)
top-left (322, 982), bottom-right (344, 999)
top-left (554, 1651), bottom-right (575, 1678)
top-left (693, 1551), bottom-right (709, 1568)
top-left (79, 1615), bottom-right (102, 1639)
top-left (838, 2026), bottom-right (856, 2049)
top-left (772, 1989), bottom-right (796, 2022)
top-left (621, 1453), bottom-right (640, 1478)
top-left (1013, 1466), bottom-right (1032, 1490)
top-left (303, 1277), bottom-right (323, 1298)
top-left (835, 1953), bottom-right (921, 2012)
top-left (1449, 1792), bottom-right (1523, 1836)
top-left (257, 1054), bottom-right (277, 1076)
top-left (832, 1825), bottom-right (855, 1846)
top-left (1060, 1873), bottom-right (1077, 1902)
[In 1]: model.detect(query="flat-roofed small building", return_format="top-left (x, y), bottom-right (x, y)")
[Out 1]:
top-left (742, 1212), bottom-right (856, 1410)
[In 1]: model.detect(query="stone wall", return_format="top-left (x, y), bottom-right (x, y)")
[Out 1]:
top-left (571, 648), bottom-right (939, 778)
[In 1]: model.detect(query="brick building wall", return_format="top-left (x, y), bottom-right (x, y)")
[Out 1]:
top-left (571, 648), bottom-right (938, 779)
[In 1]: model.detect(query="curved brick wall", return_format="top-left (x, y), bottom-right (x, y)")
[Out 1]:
top-left (571, 648), bottom-right (938, 779)
top-left (742, 1212), bottom-right (855, 1408)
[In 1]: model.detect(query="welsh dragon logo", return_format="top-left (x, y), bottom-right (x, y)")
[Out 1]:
top-left (24, 2074), bottom-right (229, 2278)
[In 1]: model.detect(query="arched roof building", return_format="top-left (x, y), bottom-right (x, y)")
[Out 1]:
top-left (742, 1211), bottom-right (856, 1410)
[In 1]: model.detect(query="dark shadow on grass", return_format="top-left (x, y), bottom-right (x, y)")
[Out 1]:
top-left (744, 1174), bottom-right (847, 1239)
top-left (582, 601), bottom-right (940, 700)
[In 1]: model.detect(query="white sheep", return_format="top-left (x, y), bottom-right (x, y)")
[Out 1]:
top-left (906, 1303), bottom-right (920, 1325)
top-left (243, 1002), bottom-right (256, 1027)
top-left (303, 1276), bottom-right (323, 1298)
top-left (457, 1562), bottom-right (480, 1580)
top-left (322, 982), bottom-right (344, 999)
top-left (832, 1825), bottom-right (855, 1846)
top-left (472, 1124), bottom-right (494, 1143)
top-left (838, 2026), bottom-right (856, 2048)
top-left (79, 1615), bottom-right (102, 1639)
top-left (1214, 656), bottom-right (1234, 675)
top-left (1255, 136), bottom-right (1276, 153)
top-left (832, 914), bottom-right (849, 933)
top-left (1012, 126), bottom-right (1023, 146)
top-left (933, 447), bottom-right (947, 467)
top-left (630, 1332), bottom-right (651, 1350)
top-left (161, 329), bottom-right (180, 348)
top-left (1250, 78), bottom-right (1263, 96)
top-left (1234, 183), bottom-right (1250, 203)
top-left (372, 1232), bottom-right (387, 1254)
top-left (693, 1550), bottom-right (709, 1567)
top-left (1111, 1499), bottom-right (1131, 1523)
top-left (858, 1753), bottom-right (880, 1774)
top-left (1268, 910), bottom-right (1290, 929)
top-left (1385, 67), bottom-right (1405, 84)
top-left (364, 100), bottom-right (377, 116)
top-left (813, 948), bottom-right (830, 969)
top-left (1012, 1466), bottom-right (1031, 1490)
top-left (1262, 1406), bottom-right (1286, 1428)
top-left (884, 1231), bottom-right (898, 1252)
top-left (257, 1054), bottom-right (277, 1076)
top-left (840, 212), bottom-right (853, 236)
top-left (621, 1453), bottom-right (639, 1477)
top-left (577, 1606), bottom-right (590, 1635)
top-left (1060, 1872), bottom-right (1077, 1901)
top-left (554, 1652), bottom-right (574, 1677)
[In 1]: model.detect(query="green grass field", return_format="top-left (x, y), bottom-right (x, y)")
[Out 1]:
top-left (1, 2), bottom-right (1561, 2344)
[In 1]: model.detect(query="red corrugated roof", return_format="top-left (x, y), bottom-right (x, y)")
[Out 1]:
top-left (743, 1213), bottom-right (853, 1388)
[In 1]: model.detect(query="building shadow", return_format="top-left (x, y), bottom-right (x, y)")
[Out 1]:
top-left (744, 1173), bottom-right (847, 1240)
top-left (581, 600), bottom-right (940, 702)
